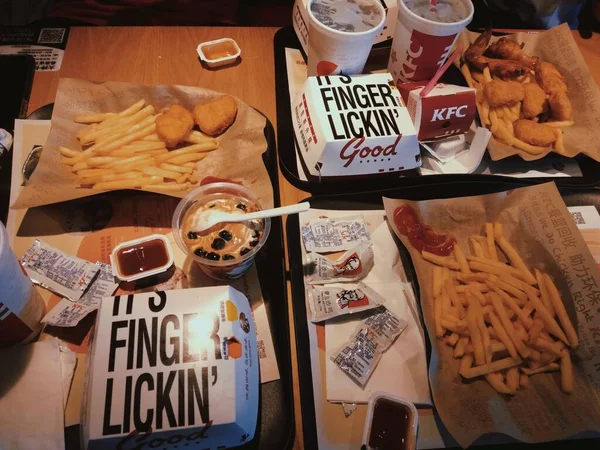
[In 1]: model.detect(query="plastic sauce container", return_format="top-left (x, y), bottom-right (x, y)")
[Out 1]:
top-left (110, 234), bottom-right (174, 282)
top-left (362, 392), bottom-right (418, 450)
top-left (197, 38), bottom-right (241, 68)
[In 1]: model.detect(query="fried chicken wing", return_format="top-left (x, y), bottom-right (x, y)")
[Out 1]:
top-left (535, 61), bottom-right (568, 94)
top-left (549, 91), bottom-right (573, 121)
top-left (483, 79), bottom-right (524, 108)
top-left (156, 104), bottom-right (194, 148)
top-left (514, 119), bottom-right (557, 147)
top-left (522, 83), bottom-right (548, 119)
top-left (485, 38), bottom-right (539, 69)
top-left (193, 95), bottom-right (238, 137)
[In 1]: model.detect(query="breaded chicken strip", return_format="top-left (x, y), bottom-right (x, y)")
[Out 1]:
top-left (483, 79), bottom-right (524, 108)
top-left (193, 95), bottom-right (238, 137)
top-left (156, 104), bottom-right (194, 148)
top-left (521, 83), bottom-right (548, 119)
top-left (548, 91), bottom-right (573, 121)
top-left (536, 62), bottom-right (567, 95)
top-left (514, 119), bottom-right (557, 147)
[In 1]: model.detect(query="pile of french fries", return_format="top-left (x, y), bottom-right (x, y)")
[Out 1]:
top-left (426, 222), bottom-right (577, 395)
top-left (460, 66), bottom-right (573, 156)
top-left (59, 100), bottom-right (218, 192)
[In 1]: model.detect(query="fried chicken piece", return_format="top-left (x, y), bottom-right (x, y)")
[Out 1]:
top-left (464, 28), bottom-right (531, 80)
top-left (156, 104), bottom-right (194, 147)
top-left (548, 91), bottom-right (573, 121)
top-left (485, 38), bottom-right (539, 69)
top-left (483, 79), bottom-right (524, 108)
top-left (514, 119), bottom-right (557, 147)
top-left (535, 61), bottom-right (568, 95)
top-left (193, 95), bottom-right (238, 137)
top-left (522, 83), bottom-right (548, 119)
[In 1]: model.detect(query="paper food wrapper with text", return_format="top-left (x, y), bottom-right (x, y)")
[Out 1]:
top-left (457, 24), bottom-right (600, 162)
top-left (292, 73), bottom-right (420, 177)
top-left (82, 286), bottom-right (259, 450)
top-left (383, 183), bottom-right (600, 448)
top-left (291, 0), bottom-right (397, 55)
top-left (406, 83), bottom-right (476, 141)
top-left (12, 78), bottom-right (274, 209)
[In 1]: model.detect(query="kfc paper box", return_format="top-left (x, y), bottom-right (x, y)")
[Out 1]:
top-left (81, 286), bottom-right (259, 450)
top-left (292, 0), bottom-right (397, 54)
top-left (406, 83), bottom-right (476, 141)
top-left (293, 73), bottom-right (420, 177)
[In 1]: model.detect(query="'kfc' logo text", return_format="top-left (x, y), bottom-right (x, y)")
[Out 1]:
top-left (339, 136), bottom-right (402, 168)
top-left (397, 30), bottom-right (457, 82)
top-left (431, 106), bottom-right (468, 121)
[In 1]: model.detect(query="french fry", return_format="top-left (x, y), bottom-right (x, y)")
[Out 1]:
top-left (453, 242), bottom-right (470, 274)
top-left (446, 279), bottom-right (466, 319)
top-left (166, 153), bottom-right (208, 165)
top-left (467, 256), bottom-right (528, 282)
top-left (142, 182), bottom-right (191, 192)
top-left (492, 222), bottom-right (536, 284)
top-left (543, 274), bottom-right (578, 349)
top-left (544, 120), bottom-right (574, 128)
top-left (454, 336), bottom-right (469, 358)
top-left (554, 129), bottom-right (565, 153)
top-left (506, 367), bottom-right (519, 392)
top-left (422, 251), bottom-right (461, 270)
top-left (183, 162), bottom-right (196, 168)
top-left (72, 161), bottom-right (89, 172)
top-left (92, 175), bottom-right (162, 190)
top-left (444, 332), bottom-right (460, 347)
top-left (185, 130), bottom-right (218, 145)
top-left (486, 311), bottom-right (519, 359)
top-left (106, 149), bottom-right (136, 157)
top-left (469, 236), bottom-right (485, 258)
top-left (141, 166), bottom-right (181, 180)
top-left (519, 373), bottom-right (529, 388)
top-left (441, 318), bottom-right (469, 335)
top-left (466, 298), bottom-right (486, 366)
top-left (483, 67), bottom-right (492, 83)
top-left (433, 266), bottom-right (443, 298)
top-left (560, 348), bottom-right (573, 394)
top-left (535, 268), bottom-right (555, 317)
top-left (486, 373), bottom-right (514, 395)
top-left (461, 357), bottom-right (522, 379)
top-left (484, 222), bottom-right (498, 261)
top-left (459, 353), bottom-right (474, 376)
top-left (77, 168), bottom-right (112, 178)
top-left (58, 146), bottom-right (81, 158)
top-left (142, 134), bottom-right (161, 141)
top-left (87, 156), bottom-right (124, 167)
top-left (159, 163), bottom-right (193, 174)
top-left (122, 141), bottom-right (167, 152)
top-left (528, 293), bottom-right (569, 345)
top-left (528, 319), bottom-right (545, 344)
top-left (79, 171), bottom-right (143, 185)
top-left (489, 276), bottom-right (528, 304)
top-left (490, 293), bottom-right (531, 359)
top-left (153, 143), bottom-right (218, 165)
top-left (435, 292), bottom-right (443, 338)
top-left (73, 112), bottom-right (116, 123)
top-left (487, 281), bottom-right (533, 329)
top-left (521, 363), bottom-right (560, 375)
top-left (94, 122), bottom-right (156, 155)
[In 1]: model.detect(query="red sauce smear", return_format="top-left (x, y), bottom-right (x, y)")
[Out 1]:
top-left (393, 205), bottom-right (455, 256)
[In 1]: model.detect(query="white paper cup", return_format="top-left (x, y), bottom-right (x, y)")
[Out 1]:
top-left (0, 223), bottom-right (44, 347)
top-left (388, 0), bottom-right (473, 84)
top-left (307, 0), bottom-right (386, 76)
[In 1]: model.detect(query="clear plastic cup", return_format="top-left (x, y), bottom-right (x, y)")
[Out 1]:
top-left (388, 0), bottom-right (474, 85)
top-left (307, 0), bottom-right (386, 76)
top-left (172, 182), bottom-right (271, 280)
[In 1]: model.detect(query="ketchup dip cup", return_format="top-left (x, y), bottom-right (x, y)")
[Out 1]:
top-left (172, 182), bottom-right (271, 280)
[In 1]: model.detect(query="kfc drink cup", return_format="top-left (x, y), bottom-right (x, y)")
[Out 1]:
top-left (172, 183), bottom-right (271, 281)
top-left (388, 0), bottom-right (473, 84)
top-left (307, 0), bottom-right (386, 76)
top-left (0, 222), bottom-right (44, 347)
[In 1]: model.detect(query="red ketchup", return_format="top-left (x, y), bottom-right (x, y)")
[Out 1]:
top-left (393, 204), bottom-right (455, 256)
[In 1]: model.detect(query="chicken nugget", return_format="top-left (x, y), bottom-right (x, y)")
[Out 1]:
top-left (193, 95), bottom-right (238, 137)
top-left (483, 79), bottom-right (524, 108)
top-left (522, 83), bottom-right (548, 119)
top-left (156, 105), bottom-right (194, 148)
top-left (548, 91), bottom-right (573, 121)
top-left (536, 61), bottom-right (567, 95)
top-left (514, 119), bottom-right (557, 147)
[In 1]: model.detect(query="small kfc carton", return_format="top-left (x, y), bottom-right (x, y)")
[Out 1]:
top-left (81, 286), bottom-right (259, 450)
top-left (405, 83), bottom-right (476, 141)
top-left (292, 73), bottom-right (421, 177)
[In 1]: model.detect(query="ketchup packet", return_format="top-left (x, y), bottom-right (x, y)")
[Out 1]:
top-left (305, 242), bottom-right (374, 284)
top-left (21, 239), bottom-right (100, 301)
top-left (302, 215), bottom-right (371, 253)
top-left (331, 306), bottom-right (408, 387)
top-left (307, 282), bottom-right (385, 323)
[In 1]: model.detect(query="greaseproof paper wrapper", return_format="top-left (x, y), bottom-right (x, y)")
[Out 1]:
top-left (12, 78), bottom-right (274, 209)
top-left (457, 23), bottom-right (600, 162)
top-left (383, 183), bottom-right (600, 448)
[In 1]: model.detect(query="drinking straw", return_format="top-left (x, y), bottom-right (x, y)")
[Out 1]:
top-left (419, 44), bottom-right (463, 98)
top-left (430, 0), bottom-right (438, 6)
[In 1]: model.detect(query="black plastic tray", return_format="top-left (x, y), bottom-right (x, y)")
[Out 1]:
top-left (274, 26), bottom-right (600, 195)
top-left (286, 180), bottom-right (600, 450)
top-left (8, 105), bottom-right (295, 450)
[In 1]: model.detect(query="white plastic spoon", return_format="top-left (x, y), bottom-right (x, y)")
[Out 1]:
top-left (191, 202), bottom-right (310, 233)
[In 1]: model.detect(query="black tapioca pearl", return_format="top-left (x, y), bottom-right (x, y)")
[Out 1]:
top-left (194, 247), bottom-right (207, 257)
top-left (236, 203), bottom-right (247, 211)
top-left (209, 204), bottom-right (216, 209)
top-left (240, 247), bottom-right (251, 256)
top-left (252, 230), bottom-right (260, 239)
top-left (206, 252), bottom-right (221, 261)
top-left (187, 231), bottom-right (198, 240)
top-left (211, 237), bottom-right (226, 250)
top-left (219, 230), bottom-right (232, 241)
top-left (249, 239), bottom-right (259, 247)
top-left (222, 254), bottom-right (235, 260)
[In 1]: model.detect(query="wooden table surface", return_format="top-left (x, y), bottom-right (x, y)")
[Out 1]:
top-left (26, 26), bottom-right (600, 450)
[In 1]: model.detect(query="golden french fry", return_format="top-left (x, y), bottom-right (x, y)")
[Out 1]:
top-left (422, 251), bottom-right (461, 270)
top-left (483, 67), bottom-right (492, 83)
top-left (492, 222), bottom-right (537, 284)
top-left (467, 256), bottom-right (529, 282)
top-left (435, 292), bottom-right (443, 338)
top-left (444, 332), bottom-right (460, 347)
top-left (433, 266), bottom-right (443, 298)
top-left (142, 134), bottom-right (161, 141)
top-left (92, 175), bottom-right (162, 191)
top-left (535, 269), bottom-right (555, 317)
top-left (487, 311), bottom-right (519, 360)
top-left (488, 275), bottom-right (528, 304)
top-left (446, 280), bottom-right (466, 319)
top-left (87, 156), bottom-right (124, 167)
top-left (453, 243), bottom-right (470, 274)
top-left (485, 373), bottom-right (514, 395)
top-left (58, 146), bottom-right (82, 158)
top-left (77, 168), bottom-right (112, 177)
top-left (521, 363), bottom-right (560, 375)
top-left (97, 99), bottom-right (145, 125)
top-left (490, 293), bottom-right (531, 359)
top-left (531, 338), bottom-right (563, 357)
top-left (466, 299), bottom-right (486, 366)
top-left (454, 336), bottom-right (469, 358)
top-left (520, 373), bottom-right (529, 388)
top-left (469, 236), bottom-right (485, 258)
top-left (461, 357), bottom-right (522, 379)
top-left (159, 163), bottom-right (193, 174)
top-left (459, 353), bottom-right (474, 376)
top-left (183, 162), bottom-right (196, 168)
top-left (528, 319), bottom-right (545, 343)
top-left (554, 129), bottom-right (565, 153)
top-left (487, 281), bottom-right (533, 330)
top-left (72, 161), bottom-right (89, 172)
top-left (484, 222), bottom-right (498, 261)
top-left (185, 130), bottom-right (218, 145)
top-left (78, 171), bottom-right (143, 186)
top-left (106, 149), bottom-right (136, 157)
top-left (166, 153), bottom-right (208, 165)
top-left (560, 348), bottom-right (573, 394)
top-left (543, 274), bottom-right (578, 349)
top-left (114, 157), bottom-right (154, 174)
top-left (506, 367), bottom-right (519, 392)
top-left (441, 318), bottom-right (469, 336)
top-left (141, 166), bottom-right (181, 180)
top-left (489, 109), bottom-right (499, 134)
top-left (141, 182), bottom-right (191, 192)
top-left (544, 120), bottom-right (574, 128)
top-left (80, 104), bottom-right (153, 143)
top-left (122, 142), bottom-right (167, 152)
top-left (528, 293), bottom-right (569, 345)
top-left (73, 112), bottom-right (116, 123)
